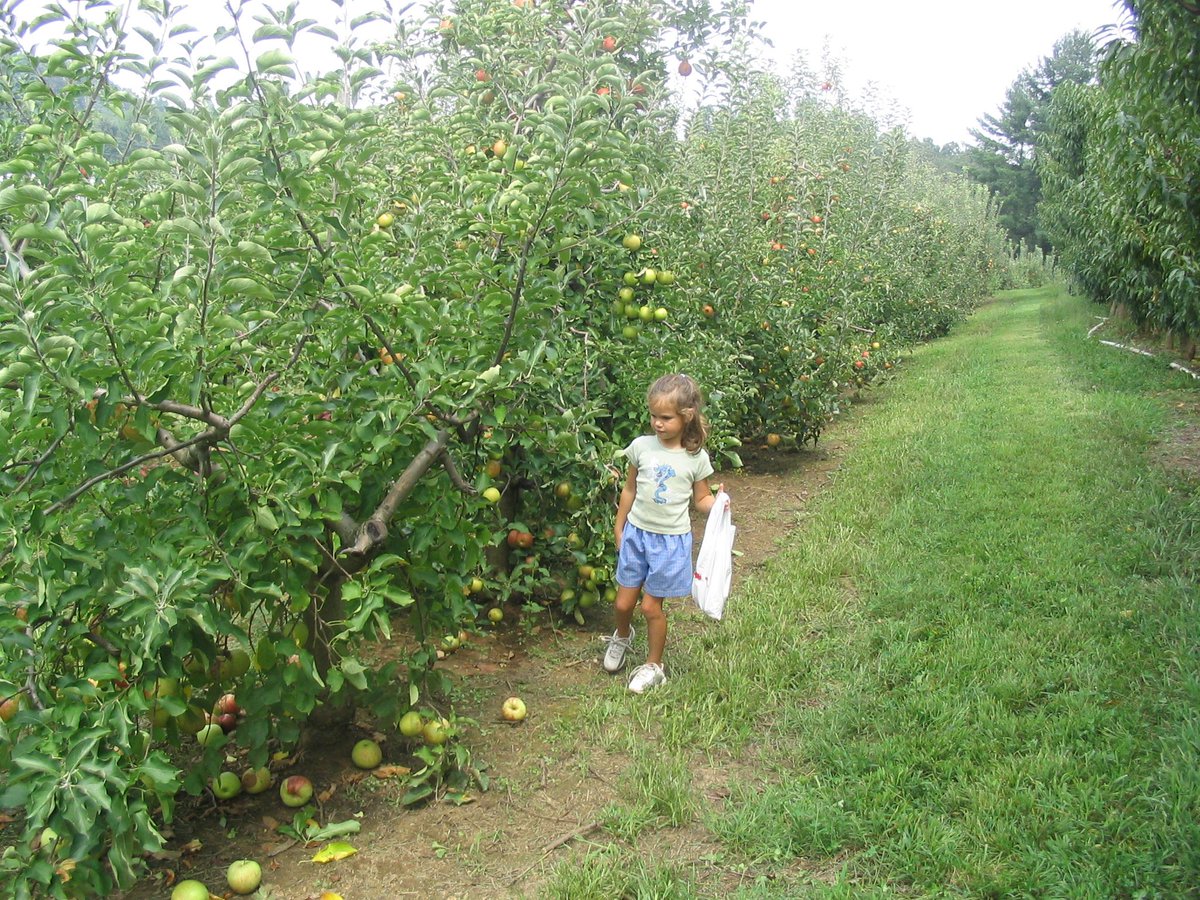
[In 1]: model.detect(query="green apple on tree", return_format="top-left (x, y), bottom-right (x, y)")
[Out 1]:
top-left (398, 710), bottom-right (424, 738)
top-left (423, 717), bottom-right (451, 746)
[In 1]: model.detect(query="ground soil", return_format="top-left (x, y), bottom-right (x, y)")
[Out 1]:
top-left (120, 367), bottom-right (1198, 900)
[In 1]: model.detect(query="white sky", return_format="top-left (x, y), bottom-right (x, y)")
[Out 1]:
top-left (17, 0), bottom-right (1128, 147)
top-left (747, 0), bottom-right (1128, 146)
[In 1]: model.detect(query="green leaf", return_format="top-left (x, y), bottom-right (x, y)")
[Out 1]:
top-left (340, 657), bottom-right (368, 690)
top-left (194, 56), bottom-right (238, 86)
top-left (0, 184), bottom-right (52, 210)
top-left (256, 48), bottom-right (295, 74)
top-left (11, 223), bottom-right (70, 245)
top-left (224, 277), bottom-right (275, 303)
top-left (254, 505), bottom-right (280, 533)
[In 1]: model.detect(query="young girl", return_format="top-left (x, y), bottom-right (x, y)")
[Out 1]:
top-left (604, 373), bottom-right (723, 693)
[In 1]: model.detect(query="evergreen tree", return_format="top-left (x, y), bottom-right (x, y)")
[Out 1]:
top-left (966, 30), bottom-right (1099, 251)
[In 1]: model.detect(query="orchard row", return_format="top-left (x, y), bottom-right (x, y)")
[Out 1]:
top-left (0, 1), bottom-right (1006, 895)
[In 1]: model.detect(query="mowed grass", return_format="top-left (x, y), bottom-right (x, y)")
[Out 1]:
top-left (547, 286), bottom-right (1200, 898)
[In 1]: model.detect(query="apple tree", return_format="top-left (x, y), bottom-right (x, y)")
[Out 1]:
top-left (0, 0), bottom-right (755, 894)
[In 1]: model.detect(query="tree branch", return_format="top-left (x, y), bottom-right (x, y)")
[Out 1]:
top-left (44, 431), bottom-right (215, 516)
top-left (342, 429), bottom-right (451, 562)
top-left (439, 447), bottom-right (475, 493)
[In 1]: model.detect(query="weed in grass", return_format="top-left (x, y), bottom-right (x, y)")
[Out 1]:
top-left (600, 754), bottom-right (698, 842)
top-left (601, 800), bottom-right (660, 843)
top-left (543, 844), bottom-right (701, 899)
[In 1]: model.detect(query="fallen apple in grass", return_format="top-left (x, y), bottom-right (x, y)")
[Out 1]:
top-left (487, 606), bottom-right (504, 624)
top-left (226, 858), bottom-right (263, 895)
top-left (211, 770), bottom-right (242, 800)
top-left (279, 774), bottom-right (314, 807)
top-left (241, 766), bottom-right (272, 794)
top-left (501, 697), bottom-right (527, 722)
top-left (352, 738), bottom-right (383, 770)
top-left (171, 879), bottom-right (210, 900)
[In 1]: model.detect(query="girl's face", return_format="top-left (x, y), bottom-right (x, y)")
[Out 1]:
top-left (649, 395), bottom-right (690, 448)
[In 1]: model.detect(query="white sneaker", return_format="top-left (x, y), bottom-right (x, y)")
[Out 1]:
top-left (627, 662), bottom-right (666, 694)
top-left (602, 627), bottom-right (635, 673)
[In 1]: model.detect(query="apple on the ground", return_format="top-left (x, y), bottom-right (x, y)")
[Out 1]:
top-left (241, 766), bottom-right (272, 794)
top-left (501, 697), bottom-right (527, 722)
top-left (226, 859), bottom-right (263, 895)
top-left (279, 774), bottom-right (314, 807)
top-left (211, 770), bottom-right (242, 800)
top-left (352, 738), bottom-right (383, 770)
top-left (171, 880), bottom-right (210, 900)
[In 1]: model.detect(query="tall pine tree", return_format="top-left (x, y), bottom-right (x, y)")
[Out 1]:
top-left (967, 30), bottom-right (1099, 251)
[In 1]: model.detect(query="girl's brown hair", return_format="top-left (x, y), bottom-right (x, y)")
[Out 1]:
top-left (647, 373), bottom-right (709, 453)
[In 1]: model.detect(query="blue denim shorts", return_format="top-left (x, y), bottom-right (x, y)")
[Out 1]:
top-left (616, 522), bottom-right (694, 599)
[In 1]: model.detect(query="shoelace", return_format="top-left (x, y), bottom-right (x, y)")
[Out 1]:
top-left (628, 663), bottom-right (663, 685)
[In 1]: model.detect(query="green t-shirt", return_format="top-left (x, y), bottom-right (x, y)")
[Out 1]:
top-left (623, 434), bottom-right (714, 535)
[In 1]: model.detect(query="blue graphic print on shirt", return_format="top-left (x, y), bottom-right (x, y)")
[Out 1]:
top-left (652, 463), bottom-right (676, 504)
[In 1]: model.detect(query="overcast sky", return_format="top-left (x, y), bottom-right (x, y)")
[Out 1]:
top-left (18, 0), bottom-right (1129, 147)
top-left (747, 0), bottom-right (1128, 146)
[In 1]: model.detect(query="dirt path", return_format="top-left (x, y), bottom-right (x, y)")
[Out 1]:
top-left (123, 414), bottom-right (864, 900)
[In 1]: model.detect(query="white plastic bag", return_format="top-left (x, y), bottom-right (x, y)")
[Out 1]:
top-left (692, 490), bottom-right (734, 619)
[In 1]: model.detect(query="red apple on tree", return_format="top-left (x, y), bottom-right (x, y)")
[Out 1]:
top-left (0, 695), bottom-right (20, 722)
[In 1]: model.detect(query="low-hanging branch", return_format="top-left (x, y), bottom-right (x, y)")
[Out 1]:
top-left (341, 428), bottom-right (454, 563)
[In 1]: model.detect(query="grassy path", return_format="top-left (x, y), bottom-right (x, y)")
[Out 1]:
top-left (553, 287), bottom-right (1200, 897)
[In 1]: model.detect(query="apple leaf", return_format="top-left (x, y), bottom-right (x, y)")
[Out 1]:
top-left (310, 840), bottom-right (357, 864)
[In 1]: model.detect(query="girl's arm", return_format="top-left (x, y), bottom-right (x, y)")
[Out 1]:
top-left (693, 478), bottom-right (725, 515)
top-left (615, 465), bottom-right (638, 548)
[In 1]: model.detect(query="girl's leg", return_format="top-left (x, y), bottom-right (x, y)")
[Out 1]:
top-left (613, 584), bottom-right (640, 637)
top-left (641, 593), bottom-right (666, 665)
